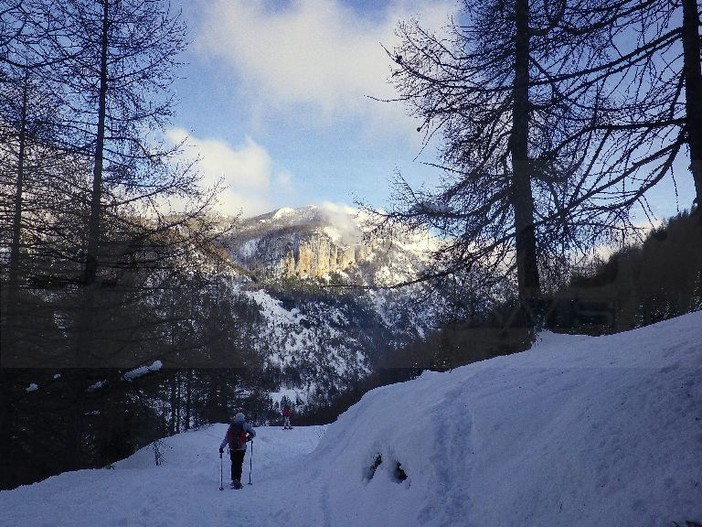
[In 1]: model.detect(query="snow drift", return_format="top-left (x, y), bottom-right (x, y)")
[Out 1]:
top-left (1, 312), bottom-right (700, 527)
top-left (315, 312), bottom-right (702, 526)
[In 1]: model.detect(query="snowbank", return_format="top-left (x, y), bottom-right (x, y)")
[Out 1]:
top-left (312, 313), bottom-right (702, 526)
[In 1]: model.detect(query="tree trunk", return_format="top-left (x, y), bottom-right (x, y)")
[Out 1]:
top-left (681, 0), bottom-right (702, 209)
top-left (184, 369), bottom-right (193, 431)
top-left (84, 0), bottom-right (110, 287)
top-left (511, 0), bottom-right (541, 312)
top-left (4, 71), bottom-right (29, 359)
top-left (169, 372), bottom-right (180, 435)
top-left (77, 0), bottom-right (110, 366)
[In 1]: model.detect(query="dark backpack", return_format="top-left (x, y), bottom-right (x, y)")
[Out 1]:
top-left (228, 422), bottom-right (247, 450)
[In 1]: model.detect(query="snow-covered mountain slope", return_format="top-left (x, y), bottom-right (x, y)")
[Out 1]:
top-left (2, 312), bottom-right (700, 526)
top-left (226, 204), bottom-right (438, 285)
top-left (219, 205), bottom-right (447, 404)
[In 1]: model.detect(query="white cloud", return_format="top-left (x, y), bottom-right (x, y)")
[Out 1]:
top-left (195, 0), bottom-right (456, 131)
top-left (166, 128), bottom-right (294, 217)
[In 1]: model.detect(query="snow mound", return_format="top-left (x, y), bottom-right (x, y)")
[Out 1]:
top-left (309, 311), bottom-right (702, 526)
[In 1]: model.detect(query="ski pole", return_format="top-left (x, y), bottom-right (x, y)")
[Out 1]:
top-left (219, 451), bottom-right (224, 491)
top-left (248, 440), bottom-right (253, 485)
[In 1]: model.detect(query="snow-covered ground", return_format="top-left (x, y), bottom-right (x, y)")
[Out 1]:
top-left (2, 312), bottom-right (701, 526)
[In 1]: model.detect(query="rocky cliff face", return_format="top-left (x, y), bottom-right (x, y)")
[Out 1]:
top-left (226, 205), bottom-right (425, 285)
top-left (281, 235), bottom-right (362, 278)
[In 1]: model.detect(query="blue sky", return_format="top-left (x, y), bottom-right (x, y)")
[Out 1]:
top-left (167, 0), bottom-right (694, 223)
top-left (167, 0), bottom-right (456, 218)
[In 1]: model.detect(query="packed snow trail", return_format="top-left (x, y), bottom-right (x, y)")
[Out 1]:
top-left (0, 425), bottom-right (327, 527)
top-left (1, 311), bottom-right (701, 526)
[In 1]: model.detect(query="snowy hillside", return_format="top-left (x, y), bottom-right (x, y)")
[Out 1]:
top-left (2, 312), bottom-right (700, 527)
top-left (217, 205), bottom-right (448, 406)
top-left (226, 204), bottom-right (438, 286)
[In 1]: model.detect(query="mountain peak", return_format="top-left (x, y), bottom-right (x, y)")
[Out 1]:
top-left (228, 206), bottom-right (435, 283)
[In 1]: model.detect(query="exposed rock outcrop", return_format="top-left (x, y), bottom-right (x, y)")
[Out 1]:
top-left (281, 236), bottom-right (363, 278)
top-left (225, 205), bottom-right (410, 283)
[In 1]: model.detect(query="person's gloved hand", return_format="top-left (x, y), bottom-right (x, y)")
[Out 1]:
top-left (219, 447), bottom-right (224, 454)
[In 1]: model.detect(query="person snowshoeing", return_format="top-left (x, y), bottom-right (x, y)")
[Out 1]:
top-left (219, 412), bottom-right (256, 489)
top-left (282, 403), bottom-right (293, 430)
